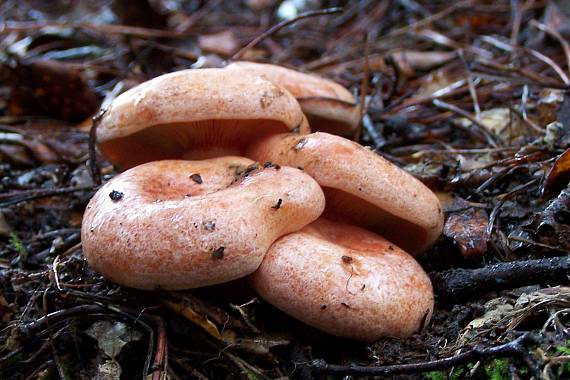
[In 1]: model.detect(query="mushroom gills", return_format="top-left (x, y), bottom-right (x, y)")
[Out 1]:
top-left (323, 187), bottom-right (428, 254)
top-left (99, 119), bottom-right (292, 169)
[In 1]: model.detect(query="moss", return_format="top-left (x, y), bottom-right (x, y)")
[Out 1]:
top-left (484, 359), bottom-right (509, 380)
top-left (8, 232), bottom-right (27, 260)
top-left (424, 367), bottom-right (464, 380)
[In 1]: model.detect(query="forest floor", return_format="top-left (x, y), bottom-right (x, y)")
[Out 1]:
top-left (1, 1), bottom-right (570, 379)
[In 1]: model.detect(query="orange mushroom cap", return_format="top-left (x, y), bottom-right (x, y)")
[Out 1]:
top-left (81, 157), bottom-right (325, 289)
top-left (226, 61), bottom-right (359, 136)
top-left (249, 218), bottom-right (434, 342)
top-left (97, 68), bottom-right (310, 169)
top-left (246, 132), bottom-right (444, 254)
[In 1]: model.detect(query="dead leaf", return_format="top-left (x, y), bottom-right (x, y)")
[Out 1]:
top-left (0, 212), bottom-right (12, 237)
top-left (111, 0), bottom-right (167, 28)
top-left (199, 30), bottom-right (240, 56)
top-left (415, 68), bottom-right (461, 99)
top-left (537, 89), bottom-right (564, 125)
top-left (454, 108), bottom-right (524, 141)
top-left (164, 300), bottom-right (226, 341)
top-left (542, 148), bottom-right (570, 195)
top-left (467, 298), bottom-right (513, 330)
top-left (391, 50), bottom-right (457, 77)
top-left (8, 59), bottom-right (99, 122)
top-left (85, 320), bottom-right (143, 359)
top-left (0, 295), bottom-right (14, 323)
top-left (444, 208), bottom-right (489, 256)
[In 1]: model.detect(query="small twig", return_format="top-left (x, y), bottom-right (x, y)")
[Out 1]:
top-left (432, 99), bottom-right (498, 147)
top-left (487, 177), bottom-right (540, 235)
top-left (361, 114), bottom-right (385, 148)
top-left (509, 235), bottom-right (570, 253)
top-left (510, 106), bottom-right (544, 133)
top-left (509, 0), bottom-right (523, 46)
top-left (89, 109), bottom-right (106, 185)
top-left (480, 35), bottom-right (570, 87)
top-left (431, 256), bottom-right (570, 303)
top-left (386, 0), bottom-right (473, 37)
top-left (150, 317), bottom-right (168, 380)
top-left (415, 147), bottom-right (518, 155)
top-left (1, 21), bottom-right (191, 39)
top-left (458, 49), bottom-right (481, 118)
top-left (32, 232), bottom-right (81, 264)
top-left (531, 19), bottom-right (570, 83)
top-left (17, 302), bottom-right (159, 380)
top-left (354, 32), bottom-right (370, 142)
top-left (42, 288), bottom-right (70, 380)
top-left (0, 185), bottom-right (96, 207)
top-left (19, 304), bottom-right (107, 336)
top-left (231, 7), bottom-right (343, 61)
top-left (308, 333), bottom-right (539, 377)
top-left (224, 351), bottom-right (271, 380)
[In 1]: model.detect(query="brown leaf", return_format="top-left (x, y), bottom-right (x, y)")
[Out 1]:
top-left (391, 50), bottom-right (457, 77)
top-left (444, 208), bottom-right (490, 256)
top-left (111, 0), bottom-right (167, 28)
top-left (199, 30), bottom-right (240, 56)
top-left (8, 60), bottom-right (99, 122)
top-left (0, 295), bottom-right (13, 324)
top-left (542, 148), bottom-right (570, 196)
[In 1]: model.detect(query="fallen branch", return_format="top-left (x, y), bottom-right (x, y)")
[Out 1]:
top-left (308, 332), bottom-right (540, 377)
top-left (431, 256), bottom-right (570, 303)
top-left (0, 185), bottom-right (97, 207)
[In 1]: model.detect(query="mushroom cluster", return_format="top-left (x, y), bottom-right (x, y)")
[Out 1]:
top-left (82, 63), bottom-right (444, 342)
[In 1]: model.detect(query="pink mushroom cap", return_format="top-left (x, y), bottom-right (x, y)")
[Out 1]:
top-left (97, 68), bottom-right (310, 169)
top-left (226, 61), bottom-right (359, 136)
top-left (246, 132), bottom-right (444, 254)
top-left (81, 157), bottom-right (325, 290)
top-left (249, 218), bottom-right (434, 342)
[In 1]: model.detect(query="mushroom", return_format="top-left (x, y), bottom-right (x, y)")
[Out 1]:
top-left (81, 157), bottom-right (325, 289)
top-left (246, 132), bottom-right (444, 254)
top-left (226, 61), bottom-right (359, 136)
top-left (97, 68), bottom-right (310, 169)
top-left (249, 218), bottom-right (434, 342)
